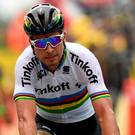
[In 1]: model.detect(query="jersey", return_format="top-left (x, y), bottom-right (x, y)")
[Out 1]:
top-left (13, 42), bottom-right (110, 123)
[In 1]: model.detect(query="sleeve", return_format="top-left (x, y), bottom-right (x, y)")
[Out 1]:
top-left (13, 56), bottom-right (37, 101)
top-left (80, 50), bottom-right (111, 101)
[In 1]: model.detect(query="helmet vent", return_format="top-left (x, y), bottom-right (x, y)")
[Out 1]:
top-left (27, 13), bottom-right (40, 28)
top-left (41, 3), bottom-right (50, 6)
top-left (31, 4), bottom-right (40, 9)
top-left (38, 12), bottom-right (45, 28)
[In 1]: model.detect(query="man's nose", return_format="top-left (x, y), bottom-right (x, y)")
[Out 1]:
top-left (45, 43), bottom-right (54, 53)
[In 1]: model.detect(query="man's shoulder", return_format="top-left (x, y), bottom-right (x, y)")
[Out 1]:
top-left (16, 45), bottom-right (35, 64)
top-left (65, 42), bottom-right (95, 58)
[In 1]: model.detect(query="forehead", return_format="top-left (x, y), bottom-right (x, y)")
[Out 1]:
top-left (30, 32), bottom-right (60, 40)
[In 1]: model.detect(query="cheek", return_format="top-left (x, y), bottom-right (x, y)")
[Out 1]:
top-left (35, 50), bottom-right (44, 58)
top-left (56, 45), bottom-right (63, 56)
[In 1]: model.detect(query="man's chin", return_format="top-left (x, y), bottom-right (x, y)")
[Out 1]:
top-left (45, 61), bottom-right (59, 69)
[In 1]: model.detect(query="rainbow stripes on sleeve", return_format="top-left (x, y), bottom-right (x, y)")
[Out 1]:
top-left (90, 90), bottom-right (111, 101)
top-left (14, 93), bottom-right (36, 101)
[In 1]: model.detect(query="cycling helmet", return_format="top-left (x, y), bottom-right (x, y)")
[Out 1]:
top-left (24, 3), bottom-right (64, 38)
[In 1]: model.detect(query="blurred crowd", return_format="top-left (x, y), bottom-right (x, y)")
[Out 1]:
top-left (1, 0), bottom-right (135, 135)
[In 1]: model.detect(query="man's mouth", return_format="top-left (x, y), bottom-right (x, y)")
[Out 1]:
top-left (45, 55), bottom-right (57, 59)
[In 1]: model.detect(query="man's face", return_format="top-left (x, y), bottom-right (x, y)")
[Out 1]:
top-left (30, 32), bottom-right (65, 72)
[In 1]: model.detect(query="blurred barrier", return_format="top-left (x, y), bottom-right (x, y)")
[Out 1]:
top-left (122, 79), bottom-right (135, 135)
top-left (0, 95), bottom-right (19, 135)
top-left (5, 12), bottom-right (28, 53)
top-left (115, 93), bottom-right (130, 135)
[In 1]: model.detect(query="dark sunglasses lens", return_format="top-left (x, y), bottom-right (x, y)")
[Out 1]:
top-left (49, 36), bottom-right (61, 47)
top-left (34, 39), bottom-right (47, 48)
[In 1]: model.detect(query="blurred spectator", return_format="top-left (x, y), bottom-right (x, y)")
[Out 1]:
top-left (90, 31), bottom-right (131, 109)
top-left (129, 52), bottom-right (135, 78)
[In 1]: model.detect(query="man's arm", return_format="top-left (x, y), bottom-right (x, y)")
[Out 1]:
top-left (92, 98), bottom-right (120, 135)
top-left (15, 100), bottom-right (37, 135)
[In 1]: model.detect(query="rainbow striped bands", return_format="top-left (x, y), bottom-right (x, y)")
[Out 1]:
top-left (90, 90), bottom-right (111, 101)
top-left (36, 87), bottom-right (90, 113)
top-left (14, 93), bottom-right (36, 101)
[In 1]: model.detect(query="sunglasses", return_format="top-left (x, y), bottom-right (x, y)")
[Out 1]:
top-left (30, 33), bottom-right (64, 49)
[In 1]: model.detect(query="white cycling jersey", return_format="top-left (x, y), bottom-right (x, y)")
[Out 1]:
top-left (13, 42), bottom-right (110, 123)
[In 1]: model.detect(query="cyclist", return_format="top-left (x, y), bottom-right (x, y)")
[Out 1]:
top-left (13, 3), bottom-right (120, 135)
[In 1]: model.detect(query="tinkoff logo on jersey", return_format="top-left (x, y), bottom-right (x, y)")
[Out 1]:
top-left (35, 82), bottom-right (70, 95)
top-left (70, 52), bottom-right (98, 84)
top-left (21, 57), bottom-right (39, 87)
